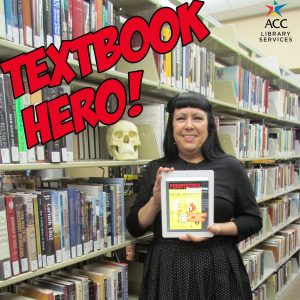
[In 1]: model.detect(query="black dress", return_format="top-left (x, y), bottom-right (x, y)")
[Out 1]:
top-left (126, 156), bottom-right (262, 300)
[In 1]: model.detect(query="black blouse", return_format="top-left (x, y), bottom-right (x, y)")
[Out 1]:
top-left (126, 156), bottom-right (262, 242)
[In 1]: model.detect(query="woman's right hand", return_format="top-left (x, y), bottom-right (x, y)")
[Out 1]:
top-left (152, 167), bottom-right (174, 206)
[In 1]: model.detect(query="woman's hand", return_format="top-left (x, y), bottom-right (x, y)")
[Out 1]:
top-left (152, 167), bottom-right (174, 207)
top-left (178, 222), bottom-right (237, 242)
top-left (138, 166), bottom-right (174, 230)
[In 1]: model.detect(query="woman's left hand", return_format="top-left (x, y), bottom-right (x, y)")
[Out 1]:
top-left (178, 222), bottom-right (237, 242)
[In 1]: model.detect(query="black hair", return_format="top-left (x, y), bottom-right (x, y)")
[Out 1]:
top-left (163, 91), bottom-right (226, 161)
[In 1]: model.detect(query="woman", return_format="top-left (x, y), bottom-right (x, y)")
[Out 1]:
top-left (126, 92), bottom-right (262, 300)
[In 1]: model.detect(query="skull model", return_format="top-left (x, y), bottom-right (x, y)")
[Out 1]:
top-left (106, 120), bottom-right (141, 160)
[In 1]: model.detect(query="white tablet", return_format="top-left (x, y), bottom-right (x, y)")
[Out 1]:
top-left (161, 170), bottom-right (214, 238)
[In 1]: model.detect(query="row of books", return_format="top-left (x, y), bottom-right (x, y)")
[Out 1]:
top-left (266, 256), bottom-right (297, 298)
top-left (257, 229), bottom-right (298, 266)
top-left (0, 177), bottom-right (125, 280)
top-left (268, 89), bottom-right (300, 122)
top-left (215, 65), bottom-right (300, 122)
top-left (238, 192), bottom-right (300, 252)
top-left (1, 259), bottom-right (128, 300)
top-left (218, 118), bottom-right (299, 159)
top-left (159, 26), bottom-right (215, 98)
top-left (0, 72), bottom-right (167, 164)
top-left (252, 283), bottom-right (267, 300)
top-left (243, 248), bottom-right (265, 288)
top-left (243, 224), bottom-right (299, 289)
top-left (0, 0), bottom-right (114, 49)
top-left (216, 65), bottom-right (270, 113)
top-left (247, 164), bottom-right (298, 202)
top-left (0, 74), bottom-right (73, 164)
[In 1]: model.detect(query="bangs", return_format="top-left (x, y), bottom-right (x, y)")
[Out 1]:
top-left (167, 92), bottom-right (211, 114)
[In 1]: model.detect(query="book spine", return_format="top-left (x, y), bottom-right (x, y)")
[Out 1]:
top-left (57, 86), bottom-right (68, 162)
top-left (75, 189), bottom-right (83, 256)
top-left (43, 0), bottom-right (53, 46)
top-left (0, 195), bottom-right (12, 280)
top-left (72, 0), bottom-right (83, 43)
top-left (103, 186), bottom-right (112, 247)
top-left (15, 96), bottom-right (28, 163)
top-left (0, 1), bottom-right (6, 39)
top-left (67, 0), bottom-right (72, 40)
top-left (0, 75), bottom-right (11, 163)
top-left (61, 191), bottom-right (71, 261)
top-left (11, 0), bottom-right (19, 42)
top-left (23, 193), bottom-right (38, 271)
top-left (17, 0), bottom-right (24, 44)
top-left (13, 196), bottom-right (29, 273)
top-left (60, 0), bottom-right (68, 41)
top-left (98, 192), bottom-right (105, 249)
top-left (4, 0), bottom-right (13, 41)
top-left (68, 189), bottom-right (77, 258)
top-left (51, 191), bottom-right (63, 263)
top-left (4, 74), bottom-right (19, 162)
top-left (52, 0), bottom-right (61, 48)
top-left (81, 192), bottom-right (89, 254)
top-left (31, 0), bottom-right (44, 47)
top-left (4, 195), bottom-right (20, 276)
top-left (22, 0), bottom-right (33, 46)
top-left (43, 87), bottom-right (61, 162)
top-left (42, 192), bottom-right (55, 266)
top-left (32, 194), bottom-right (43, 268)
top-left (37, 194), bottom-right (47, 267)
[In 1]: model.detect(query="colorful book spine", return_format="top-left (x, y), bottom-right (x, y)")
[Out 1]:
top-left (22, 0), bottom-right (33, 46)
top-left (0, 74), bottom-right (11, 164)
top-left (37, 194), bottom-right (47, 267)
top-left (67, 189), bottom-right (77, 258)
top-left (41, 192), bottom-right (55, 266)
top-left (3, 74), bottom-right (19, 162)
top-left (0, 195), bottom-right (12, 280)
top-left (4, 195), bottom-right (20, 276)
top-left (52, 0), bottom-right (61, 48)
top-left (51, 191), bottom-right (63, 263)
top-left (32, 194), bottom-right (43, 268)
top-left (43, 0), bottom-right (53, 46)
top-left (75, 189), bottom-right (83, 256)
top-left (17, 0), bottom-right (24, 44)
top-left (15, 96), bottom-right (27, 163)
top-left (60, 0), bottom-right (68, 41)
top-left (4, 0), bottom-right (13, 41)
top-left (13, 195), bottom-right (29, 273)
top-left (23, 193), bottom-right (38, 271)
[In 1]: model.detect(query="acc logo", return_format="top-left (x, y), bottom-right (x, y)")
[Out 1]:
top-left (265, 1), bottom-right (287, 28)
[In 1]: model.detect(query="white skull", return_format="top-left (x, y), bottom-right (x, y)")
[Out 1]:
top-left (106, 120), bottom-right (141, 160)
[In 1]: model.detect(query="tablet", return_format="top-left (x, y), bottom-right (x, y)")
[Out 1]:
top-left (161, 170), bottom-right (214, 238)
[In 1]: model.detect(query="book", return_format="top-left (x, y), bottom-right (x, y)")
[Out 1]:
top-left (0, 74), bottom-right (11, 163)
top-left (0, 195), bottom-right (12, 280)
top-left (4, 194), bottom-right (20, 276)
top-left (13, 194), bottom-right (29, 273)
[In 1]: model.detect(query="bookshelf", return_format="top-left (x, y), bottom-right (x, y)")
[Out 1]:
top-left (0, 159), bottom-right (151, 172)
top-left (0, 0), bottom-right (300, 299)
top-left (0, 233), bottom-right (153, 289)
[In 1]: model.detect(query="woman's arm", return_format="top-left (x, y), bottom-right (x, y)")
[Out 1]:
top-left (138, 167), bottom-right (174, 229)
top-left (126, 164), bottom-right (174, 237)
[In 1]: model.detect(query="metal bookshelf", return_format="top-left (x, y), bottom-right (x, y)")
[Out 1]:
top-left (0, 159), bottom-right (151, 172)
top-left (0, 233), bottom-right (153, 289)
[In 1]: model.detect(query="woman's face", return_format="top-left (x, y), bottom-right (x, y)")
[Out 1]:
top-left (173, 107), bottom-right (208, 161)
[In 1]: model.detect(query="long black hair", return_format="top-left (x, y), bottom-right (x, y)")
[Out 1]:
top-left (163, 91), bottom-right (226, 161)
